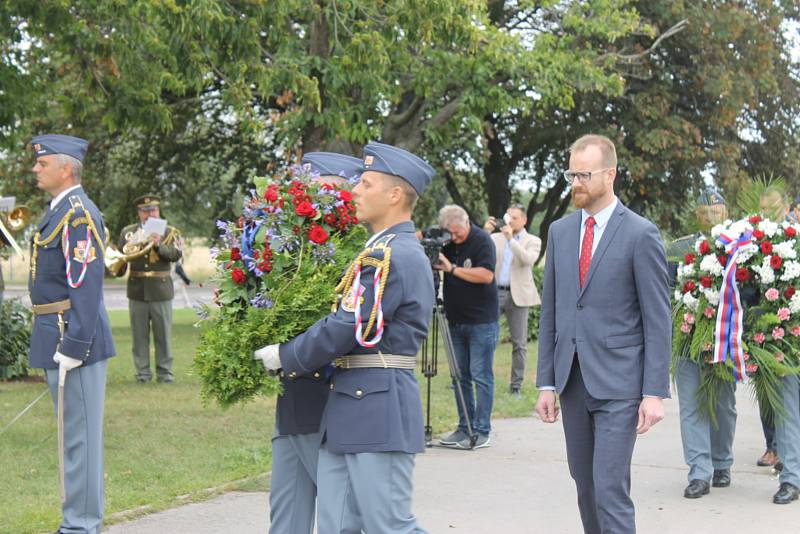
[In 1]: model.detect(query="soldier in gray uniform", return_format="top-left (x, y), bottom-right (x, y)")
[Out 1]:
top-left (267, 151), bottom-right (364, 534)
top-left (256, 141), bottom-right (435, 533)
top-left (670, 187), bottom-right (738, 499)
top-left (28, 134), bottom-right (116, 534)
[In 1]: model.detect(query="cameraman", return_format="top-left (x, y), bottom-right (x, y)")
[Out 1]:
top-left (434, 204), bottom-right (499, 450)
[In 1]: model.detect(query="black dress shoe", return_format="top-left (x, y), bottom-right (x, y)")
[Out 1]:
top-left (684, 479), bottom-right (710, 499)
top-left (773, 483), bottom-right (800, 504)
top-left (712, 468), bottom-right (731, 488)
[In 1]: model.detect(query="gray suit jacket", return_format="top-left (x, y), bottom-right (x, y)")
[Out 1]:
top-left (536, 202), bottom-right (671, 400)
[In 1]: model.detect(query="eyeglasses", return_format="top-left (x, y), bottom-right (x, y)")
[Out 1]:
top-left (562, 168), bottom-right (612, 184)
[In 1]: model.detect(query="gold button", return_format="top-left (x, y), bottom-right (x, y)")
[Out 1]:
top-left (313, 372), bottom-right (320, 379)
top-left (355, 389), bottom-right (363, 397)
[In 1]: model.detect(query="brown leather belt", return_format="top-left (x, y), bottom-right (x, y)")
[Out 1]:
top-left (32, 299), bottom-right (71, 315)
top-left (334, 353), bottom-right (416, 369)
top-left (130, 270), bottom-right (171, 278)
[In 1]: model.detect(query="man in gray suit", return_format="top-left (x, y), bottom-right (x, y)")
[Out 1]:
top-left (535, 134), bottom-right (671, 534)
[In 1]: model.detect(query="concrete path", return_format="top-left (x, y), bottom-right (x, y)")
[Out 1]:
top-left (4, 283), bottom-right (215, 310)
top-left (106, 386), bottom-right (797, 534)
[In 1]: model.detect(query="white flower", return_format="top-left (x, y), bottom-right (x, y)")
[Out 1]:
top-left (773, 240), bottom-right (797, 260)
top-left (711, 222), bottom-right (728, 239)
top-left (680, 263), bottom-right (695, 278)
top-left (735, 243), bottom-right (758, 264)
top-left (753, 257), bottom-right (776, 285)
top-left (700, 254), bottom-right (724, 276)
top-left (682, 292), bottom-right (699, 310)
top-left (758, 219), bottom-right (779, 237)
top-left (790, 293), bottom-right (800, 314)
top-left (728, 220), bottom-right (752, 239)
top-left (780, 260), bottom-right (800, 282)
top-left (674, 289), bottom-right (683, 303)
top-left (703, 287), bottom-right (720, 306)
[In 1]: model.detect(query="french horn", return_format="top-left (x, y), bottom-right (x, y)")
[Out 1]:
top-left (0, 205), bottom-right (31, 259)
top-left (104, 228), bottom-right (155, 277)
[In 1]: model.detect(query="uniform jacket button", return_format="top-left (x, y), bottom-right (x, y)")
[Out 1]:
top-left (289, 371), bottom-right (297, 379)
top-left (313, 372), bottom-right (320, 379)
top-left (355, 389), bottom-right (363, 397)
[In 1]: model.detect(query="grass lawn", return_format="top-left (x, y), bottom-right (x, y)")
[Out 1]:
top-left (0, 308), bottom-right (539, 533)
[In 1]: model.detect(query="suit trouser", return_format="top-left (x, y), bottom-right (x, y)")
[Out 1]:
top-left (498, 289), bottom-right (529, 389)
top-left (560, 359), bottom-right (639, 534)
top-left (675, 359), bottom-right (737, 482)
top-left (269, 432), bottom-right (321, 534)
top-left (129, 299), bottom-right (173, 381)
top-left (775, 375), bottom-right (800, 488)
top-left (317, 444), bottom-right (426, 534)
top-left (45, 360), bottom-right (108, 534)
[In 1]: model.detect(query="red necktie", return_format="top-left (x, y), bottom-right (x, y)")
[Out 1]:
top-left (579, 216), bottom-right (596, 288)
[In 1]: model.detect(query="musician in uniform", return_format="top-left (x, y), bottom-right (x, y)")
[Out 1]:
top-left (28, 134), bottom-right (115, 534)
top-left (669, 186), bottom-right (739, 499)
top-left (265, 151), bottom-right (363, 534)
top-left (115, 194), bottom-right (182, 383)
top-left (255, 141), bottom-right (435, 533)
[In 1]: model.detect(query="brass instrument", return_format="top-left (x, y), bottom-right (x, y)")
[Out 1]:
top-left (0, 205), bottom-right (31, 259)
top-left (104, 227), bottom-right (155, 276)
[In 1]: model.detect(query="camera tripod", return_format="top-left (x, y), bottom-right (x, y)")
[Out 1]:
top-left (420, 273), bottom-right (478, 450)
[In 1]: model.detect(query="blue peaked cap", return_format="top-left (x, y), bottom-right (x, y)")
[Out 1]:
top-left (360, 141), bottom-right (434, 195)
top-left (302, 152), bottom-right (362, 178)
top-left (696, 186), bottom-right (726, 206)
top-left (31, 134), bottom-right (89, 162)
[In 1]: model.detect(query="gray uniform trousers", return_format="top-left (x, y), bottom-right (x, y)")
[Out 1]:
top-left (129, 299), bottom-right (173, 381)
top-left (317, 445), bottom-right (426, 534)
top-left (675, 359), bottom-right (737, 482)
top-left (560, 361), bottom-right (639, 534)
top-left (498, 288), bottom-right (529, 389)
top-left (775, 375), bottom-right (800, 488)
top-left (45, 359), bottom-right (108, 534)
top-left (269, 431), bottom-right (322, 534)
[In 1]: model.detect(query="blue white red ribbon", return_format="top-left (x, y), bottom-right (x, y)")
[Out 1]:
top-left (713, 231), bottom-right (752, 381)
top-left (352, 263), bottom-right (385, 348)
top-left (62, 223), bottom-right (91, 289)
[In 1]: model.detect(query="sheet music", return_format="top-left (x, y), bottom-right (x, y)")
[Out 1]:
top-left (142, 217), bottom-right (167, 236)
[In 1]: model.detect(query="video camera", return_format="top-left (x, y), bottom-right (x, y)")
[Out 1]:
top-left (420, 227), bottom-right (452, 266)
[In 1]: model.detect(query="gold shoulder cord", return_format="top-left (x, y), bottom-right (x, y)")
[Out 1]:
top-left (31, 207), bottom-right (105, 282)
top-left (331, 246), bottom-right (392, 338)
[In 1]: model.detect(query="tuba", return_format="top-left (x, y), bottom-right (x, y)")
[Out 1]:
top-left (0, 205), bottom-right (32, 259)
top-left (104, 228), bottom-right (155, 277)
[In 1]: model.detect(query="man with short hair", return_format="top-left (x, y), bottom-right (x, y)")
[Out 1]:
top-left (536, 134), bottom-right (670, 533)
top-left (28, 134), bottom-right (116, 534)
top-left (255, 141), bottom-right (434, 533)
top-left (484, 204), bottom-right (541, 396)
top-left (436, 204), bottom-right (499, 449)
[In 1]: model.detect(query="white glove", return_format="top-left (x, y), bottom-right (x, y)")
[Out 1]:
top-left (253, 344), bottom-right (282, 371)
top-left (53, 351), bottom-right (83, 371)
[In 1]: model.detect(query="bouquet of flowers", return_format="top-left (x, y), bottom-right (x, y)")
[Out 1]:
top-left (194, 165), bottom-right (368, 407)
top-left (673, 215), bottom-right (800, 422)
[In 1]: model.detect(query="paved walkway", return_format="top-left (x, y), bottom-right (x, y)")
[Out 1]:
top-left (106, 387), bottom-right (797, 534)
top-left (4, 283), bottom-right (214, 310)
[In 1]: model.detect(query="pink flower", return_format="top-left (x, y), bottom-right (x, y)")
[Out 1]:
top-left (746, 364), bottom-right (759, 374)
top-left (765, 288), bottom-right (780, 302)
top-left (683, 312), bottom-right (695, 325)
top-left (754, 332), bottom-right (766, 343)
top-left (703, 306), bottom-right (715, 319)
top-left (743, 352), bottom-right (750, 361)
top-left (772, 327), bottom-right (785, 340)
top-left (792, 326), bottom-right (800, 337)
top-left (680, 322), bottom-right (692, 334)
top-left (775, 352), bottom-right (786, 363)
top-left (778, 307), bottom-right (791, 321)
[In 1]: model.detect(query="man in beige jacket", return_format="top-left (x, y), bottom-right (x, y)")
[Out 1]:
top-left (484, 204), bottom-right (541, 395)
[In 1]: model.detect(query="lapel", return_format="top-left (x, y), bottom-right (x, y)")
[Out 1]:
top-left (564, 211), bottom-right (582, 297)
top-left (579, 202), bottom-right (626, 298)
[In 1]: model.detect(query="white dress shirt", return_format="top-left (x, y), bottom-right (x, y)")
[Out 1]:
top-left (50, 185), bottom-right (81, 210)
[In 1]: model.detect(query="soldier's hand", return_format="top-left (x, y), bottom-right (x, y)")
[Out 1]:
top-left (254, 344), bottom-right (282, 371)
top-left (53, 352), bottom-right (83, 371)
top-left (149, 233), bottom-right (162, 245)
top-left (535, 390), bottom-right (559, 423)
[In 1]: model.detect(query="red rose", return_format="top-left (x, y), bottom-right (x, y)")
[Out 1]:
top-left (231, 268), bottom-right (247, 285)
top-left (718, 254), bottom-right (728, 267)
top-left (684, 253), bottom-right (696, 264)
top-left (771, 255), bottom-right (783, 269)
top-left (749, 215), bottom-right (762, 224)
top-left (308, 224), bottom-right (329, 244)
top-left (753, 229), bottom-right (765, 240)
top-left (786, 226), bottom-right (798, 237)
top-left (264, 185), bottom-right (279, 202)
top-left (735, 267), bottom-right (750, 282)
top-left (785, 285), bottom-right (796, 298)
top-left (350, 216), bottom-right (358, 224)
top-left (699, 240), bottom-right (711, 255)
top-left (699, 276), bottom-right (713, 288)
top-left (683, 280), bottom-right (696, 293)
top-left (338, 190), bottom-right (353, 202)
top-left (230, 247), bottom-right (241, 261)
top-left (761, 241), bottom-right (773, 255)
top-left (295, 201), bottom-right (317, 218)
top-left (323, 213), bottom-right (337, 225)
top-left (258, 260), bottom-right (273, 272)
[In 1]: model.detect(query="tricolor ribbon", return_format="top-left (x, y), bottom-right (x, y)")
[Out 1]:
top-left (62, 223), bottom-right (92, 289)
top-left (352, 263), bottom-right (385, 348)
top-left (713, 231), bottom-right (752, 382)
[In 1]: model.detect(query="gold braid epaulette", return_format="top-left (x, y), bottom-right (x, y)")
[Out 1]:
top-left (332, 245), bottom-right (392, 339)
top-left (30, 205), bottom-right (105, 282)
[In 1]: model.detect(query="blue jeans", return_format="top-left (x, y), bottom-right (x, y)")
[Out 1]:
top-left (448, 321), bottom-right (499, 436)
